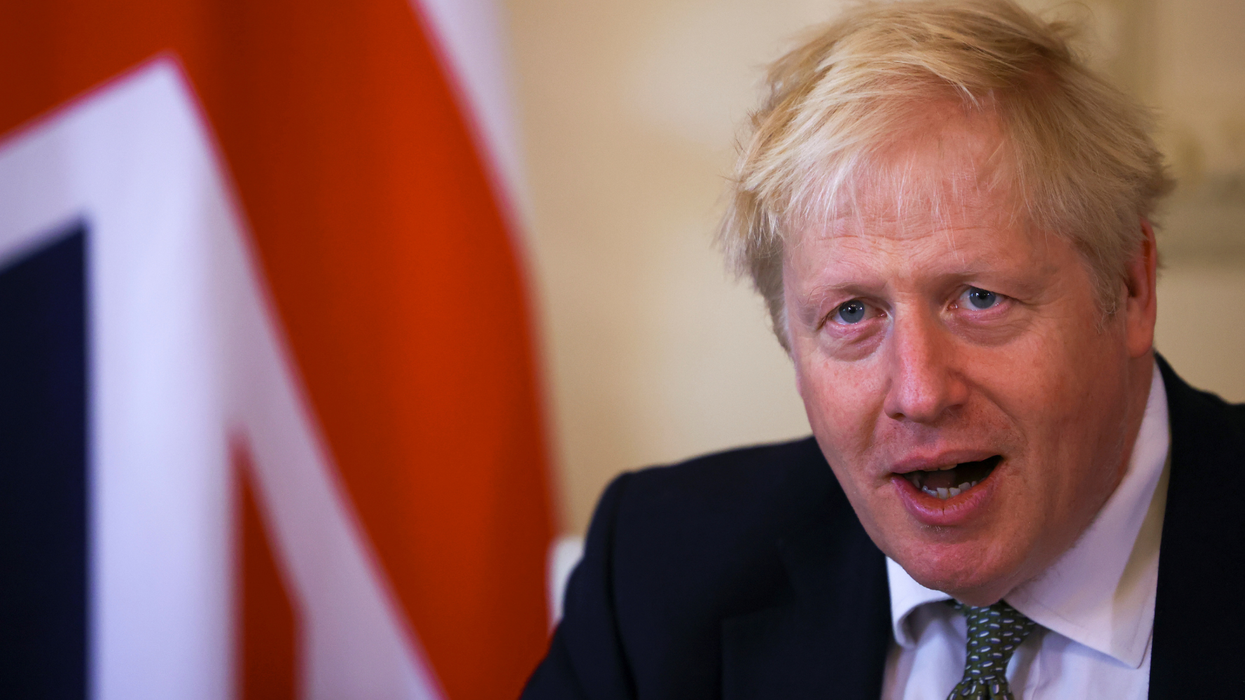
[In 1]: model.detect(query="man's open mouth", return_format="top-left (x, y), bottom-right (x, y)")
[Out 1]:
top-left (902, 456), bottom-right (1002, 500)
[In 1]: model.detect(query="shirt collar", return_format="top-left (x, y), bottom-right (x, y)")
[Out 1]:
top-left (887, 360), bottom-right (1171, 668)
top-left (887, 556), bottom-right (951, 648)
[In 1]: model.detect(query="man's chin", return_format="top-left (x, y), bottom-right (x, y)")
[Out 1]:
top-left (892, 546), bottom-right (1023, 606)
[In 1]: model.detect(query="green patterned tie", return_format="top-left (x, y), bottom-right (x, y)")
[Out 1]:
top-left (946, 600), bottom-right (1038, 700)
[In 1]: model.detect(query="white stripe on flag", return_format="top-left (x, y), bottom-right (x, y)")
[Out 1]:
top-left (410, 0), bottom-right (531, 227)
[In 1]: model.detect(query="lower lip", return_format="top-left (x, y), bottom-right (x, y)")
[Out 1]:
top-left (890, 466), bottom-right (1001, 527)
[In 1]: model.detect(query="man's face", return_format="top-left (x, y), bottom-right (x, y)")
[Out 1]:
top-left (783, 112), bottom-right (1156, 605)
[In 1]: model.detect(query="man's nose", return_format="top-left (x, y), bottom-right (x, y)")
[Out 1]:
top-left (882, 311), bottom-right (967, 424)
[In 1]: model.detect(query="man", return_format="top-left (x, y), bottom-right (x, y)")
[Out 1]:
top-left (523, 1), bottom-right (1245, 698)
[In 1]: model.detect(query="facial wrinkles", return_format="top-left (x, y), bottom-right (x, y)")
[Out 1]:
top-left (879, 323), bottom-right (1019, 459)
top-left (794, 138), bottom-right (1033, 433)
top-left (795, 220), bottom-right (996, 319)
top-left (796, 260), bottom-right (937, 484)
top-left (798, 237), bottom-right (1043, 487)
top-left (783, 103), bottom-right (1156, 604)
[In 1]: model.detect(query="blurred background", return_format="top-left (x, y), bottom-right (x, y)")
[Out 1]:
top-left (504, 0), bottom-right (1245, 535)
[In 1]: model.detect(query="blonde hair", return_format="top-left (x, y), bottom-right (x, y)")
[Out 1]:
top-left (719, 0), bottom-right (1173, 349)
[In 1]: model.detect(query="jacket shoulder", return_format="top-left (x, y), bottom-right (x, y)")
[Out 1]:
top-left (608, 438), bottom-right (847, 697)
top-left (616, 436), bottom-right (840, 535)
top-left (523, 437), bottom-right (852, 700)
top-left (1152, 356), bottom-right (1245, 695)
top-left (609, 437), bottom-right (844, 598)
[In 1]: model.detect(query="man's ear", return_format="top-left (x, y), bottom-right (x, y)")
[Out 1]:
top-left (1123, 218), bottom-right (1158, 358)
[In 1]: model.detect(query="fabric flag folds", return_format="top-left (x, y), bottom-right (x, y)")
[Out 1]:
top-left (0, 2), bottom-right (555, 699)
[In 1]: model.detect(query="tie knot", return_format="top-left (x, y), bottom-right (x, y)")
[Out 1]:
top-left (947, 600), bottom-right (1037, 699)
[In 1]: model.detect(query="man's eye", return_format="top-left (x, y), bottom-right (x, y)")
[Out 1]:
top-left (834, 299), bottom-right (868, 324)
top-left (963, 287), bottom-right (1000, 310)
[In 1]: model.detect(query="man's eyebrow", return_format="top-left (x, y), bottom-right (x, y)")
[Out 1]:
top-left (794, 281), bottom-right (881, 317)
top-left (802, 281), bottom-right (865, 303)
top-left (801, 260), bottom-right (1055, 301)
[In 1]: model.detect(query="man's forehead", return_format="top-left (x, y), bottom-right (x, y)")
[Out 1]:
top-left (786, 106), bottom-right (1022, 238)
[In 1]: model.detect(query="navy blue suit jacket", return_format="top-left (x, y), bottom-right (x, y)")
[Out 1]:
top-left (523, 357), bottom-right (1245, 698)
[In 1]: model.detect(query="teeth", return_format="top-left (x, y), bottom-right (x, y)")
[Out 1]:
top-left (919, 480), bottom-right (981, 500)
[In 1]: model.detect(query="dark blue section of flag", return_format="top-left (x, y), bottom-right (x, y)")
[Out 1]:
top-left (0, 223), bottom-right (88, 699)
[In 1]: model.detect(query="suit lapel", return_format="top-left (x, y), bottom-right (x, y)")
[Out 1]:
top-left (721, 493), bottom-right (891, 700)
top-left (1149, 356), bottom-right (1245, 697)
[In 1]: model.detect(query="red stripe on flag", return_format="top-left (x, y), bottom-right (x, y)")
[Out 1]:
top-left (0, 3), bottom-right (556, 698)
top-left (236, 448), bottom-right (299, 700)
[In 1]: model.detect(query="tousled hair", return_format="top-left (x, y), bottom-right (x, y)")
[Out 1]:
top-left (719, 0), bottom-right (1173, 349)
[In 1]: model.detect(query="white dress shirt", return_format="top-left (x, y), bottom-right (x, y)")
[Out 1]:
top-left (880, 361), bottom-right (1170, 700)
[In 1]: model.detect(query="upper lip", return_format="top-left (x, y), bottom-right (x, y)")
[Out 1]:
top-left (889, 450), bottom-right (1000, 474)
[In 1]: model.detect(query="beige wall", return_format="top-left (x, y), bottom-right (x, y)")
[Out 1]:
top-left (505, 0), bottom-right (1245, 535)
